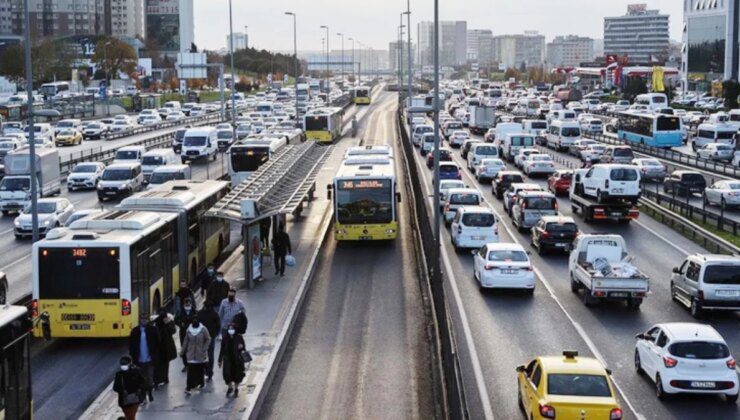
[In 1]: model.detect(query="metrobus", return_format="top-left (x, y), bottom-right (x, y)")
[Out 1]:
top-left (0, 305), bottom-right (32, 419)
top-left (352, 86), bottom-right (371, 105)
top-left (617, 111), bottom-right (683, 148)
top-left (634, 93), bottom-right (668, 111)
top-left (304, 107), bottom-right (344, 143)
top-left (329, 155), bottom-right (400, 241)
top-left (39, 82), bottom-right (71, 99)
top-left (227, 136), bottom-right (288, 186)
top-left (0, 103), bottom-right (43, 122)
top-left (32, 180), bottom-right (230, 338)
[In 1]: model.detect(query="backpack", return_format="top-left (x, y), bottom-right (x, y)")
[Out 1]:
top-left (232, 311), bottom-right (248, 335)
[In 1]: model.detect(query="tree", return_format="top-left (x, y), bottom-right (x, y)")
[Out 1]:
top-left (622, 77), bottom-right (647, 101)
top-left (0, 44), bottom-right (24, 83)
top-left (91, 38), bottom-right (137, 83)
top-left (722, 80), bottom-right (740, 110)
top-left (0, 39), bottom-right (76, 86)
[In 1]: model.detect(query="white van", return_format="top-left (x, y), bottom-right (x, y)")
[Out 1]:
top-left (546, 110), bottom-right (577, 123)
top-left (412, 124), bottom-right (434, 147)
top-left (163, 101), bottom-right (182, 112)
top-left (141, 149), bottom-right (179, 181)
top-left (450, 206), bottom-right (499, 250)
top-left (467, 143), bottom-right (500, 171)
top-left (96, 163), bottom-right (144, 201)
top-left (501, 133), bottom-right (536, 162)
top-left (181, 127), bottom-right (218, 162)
top-left (146, 164), bottom-right (192, 189)
top-left (693, 122), bottom-right (737, 152)
top-left (255, 101), bottom-right (274, 117)
top-left (578, 164), bottom-right (641, 203)
top-left (547, 120), bottom-right (581, 151)
top-left (635, 93), bottom-right (668, 111)
top-left (112, 145), bottom-right (146, 164)
top-left (420, 133), bottom-right (436, 156)
top-left (493, 122), bottom-right (523, 147)
top-left (23, 123), bottom-right (55, 143)
top-left (54, 119), bottom-right (83, 135)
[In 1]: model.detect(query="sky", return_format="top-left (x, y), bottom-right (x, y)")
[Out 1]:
top-left (194, 0), bottom-right (683, 52)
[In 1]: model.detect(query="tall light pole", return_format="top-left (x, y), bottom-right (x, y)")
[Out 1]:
top-left (227, 0), bottom-right (236, 131)
top-left (405, 4), bottom-right (412, 102)
top-left (103, 41), bottom-right (111, 116)
top-left (337, 32), bottom-right (344, 81)
top-left (320, 25), bottom-right (329, 92)
top-left (23, 0), bottom-right (39, 242)
top-left (244, 26), bottom-right (248, 48)
top-left (398, 23), bottom-right (405, 90)
top-left (285, 12), bottom-right (299, 127)
top-left (348, 37), bottom-right (355, 83)
top-left (433, 0), bottom-right (441, 269)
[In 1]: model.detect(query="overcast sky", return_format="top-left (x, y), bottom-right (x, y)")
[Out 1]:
top-left (194, 0), bottom-right (683, 52)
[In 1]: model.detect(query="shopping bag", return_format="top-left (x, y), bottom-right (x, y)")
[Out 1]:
top-left (285, 255), bottom-right (296, 267)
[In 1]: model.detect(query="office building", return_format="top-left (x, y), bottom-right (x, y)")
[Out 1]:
top-left (546, 35), bottom-right (594, 67)
top-left (3, 0), bottom-right (107, 38)
top-left (603, 4), bottom-right (670, 64)
top-left (492, 31), bottom-right (545, 69)
top-left (389, 41), bottom-right (414, 71)
top-left (417, 20), bottom-right (467, 67)
top-left (110, 0), bottom-right (145, 39)
top-left (467, 29), bottom-right (493, 64)
top-left (682, 0), bottom-right (739, 91)
top-left (227, 32), bottom-right (248, 51)
top-left (146, 0), bottom-right (193, 53)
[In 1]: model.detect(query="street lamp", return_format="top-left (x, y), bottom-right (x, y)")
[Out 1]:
top-left (23, 0), bottom-right (39, 242)
top-left (103, 41), bottom-right (111, 116)
top-left (227, 0), bottom-right (237, 133)
top-left (285, 12), bottom-right (299, 127)
top-left (398, 24), bottom-right (405, 89)
top-left (337, 32), bottom-right (344, 80)
top-left (347, 37), bottom-right (355, 83)
top-left (320, 25), bottom-right (329, 91)
top-left (404, 8), bottom-right (412, 102)
top-left (244, 26), bottom-right (248, 48)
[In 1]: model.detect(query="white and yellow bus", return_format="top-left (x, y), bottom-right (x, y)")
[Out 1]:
top-left (352, 86), bottom-right (371, 105)
top-left (330, 155), bottom-right (400, 241)
top-left (304, 107), bottom-right (344, 143)
top-left (31, 180), bottom-right (230, 338)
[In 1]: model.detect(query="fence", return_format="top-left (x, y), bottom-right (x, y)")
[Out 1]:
top-left (641, 185), bottom-right (739, 236)
top-left (396, 107), bottom-right (468, 419)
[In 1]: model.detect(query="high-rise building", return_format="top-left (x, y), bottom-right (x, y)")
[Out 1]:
top-left (417, 20), bottom-right (467, 67)
top-left (603, 4), bottom-right (670, 64)
top-left (110, 0), bottom-right (146, 39)
top-left (227, 33), bottom-right (248, 51)
top-left (389, 41), bottom-right (414, 72)
top-left (467, 29), bottom-right (493, 64)
top-left (492, 31), bottom-right (545, 69)
top-left (546, 35), bottom-right (594, 67)
top-left (681, 0), bottom-right (739, 91)
top-left (3, 0), bottom-right (108, 38)
top-left (146, 0), bottom-right (193, 53)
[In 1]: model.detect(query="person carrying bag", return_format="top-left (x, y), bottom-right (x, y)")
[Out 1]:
top-left (113, 355), bottom-right (146, 420)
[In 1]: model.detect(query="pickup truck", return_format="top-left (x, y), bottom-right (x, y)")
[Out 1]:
top-left (568, 234), bottom-right (649, 309)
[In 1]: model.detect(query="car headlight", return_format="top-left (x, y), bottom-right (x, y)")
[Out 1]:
top-left (119, 183), bottom-right (130, 189)
top-left (13, 218), bottom-right (20, 227)
top-left (43, 219), bottom-right (51, 226)
top-left (97, 183), bottom-right (104, 190)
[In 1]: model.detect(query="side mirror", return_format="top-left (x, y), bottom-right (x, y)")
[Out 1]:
top-left (635, 333), bottom-right (646, 340)
top-left (515, 364), bottom-right (525, 373)
top-left (605, 368), bottom-right (613, 376)
top-left (672, 266), bottom-right (680, 274)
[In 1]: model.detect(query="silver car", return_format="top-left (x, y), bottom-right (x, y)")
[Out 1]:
top-left (703, 180), bottom-right (740, 207)
top-left (632, 158), bottom-right (666, 182)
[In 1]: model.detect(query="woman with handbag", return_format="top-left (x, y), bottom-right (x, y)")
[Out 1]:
top-left (218, 322), bottom-right (248, 397)
top-left (153, 309), bottom-right (177, 386)
top-left (113, 355), bottom-right (147, 420)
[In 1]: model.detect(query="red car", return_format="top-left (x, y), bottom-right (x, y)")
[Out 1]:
top-left (426, 148), bottom-right (453, 168)
top-left (547, 170), bottom-right (572, 196)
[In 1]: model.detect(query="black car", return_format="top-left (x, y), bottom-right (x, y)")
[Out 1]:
top-left (427, 148), bottom-right (453, 168)
top-left (530, 216), bottom-right (579, 254)
top-left (492, 171), bottom-right (524, 199)
top-left (663, 170), bottom-right (707, 196)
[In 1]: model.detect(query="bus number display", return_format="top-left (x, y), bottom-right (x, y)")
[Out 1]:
top-left (341, 180), bottom-right (387, 189)
top-left (72, 249), bottom-right (88, 258)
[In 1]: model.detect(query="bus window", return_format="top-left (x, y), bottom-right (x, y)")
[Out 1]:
top-left (305, 116), bottom-right (328, 131)
top-left (38, 248), bottom-right (121, 299)
top-left (656, 117), bottom-right (679, 131)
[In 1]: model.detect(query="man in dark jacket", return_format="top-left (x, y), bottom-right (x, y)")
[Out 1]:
top-left (272, 223), bottom-right (292, 276)
top-left (175, 298), bottom-right (197, 371)
top-left (206, 271), bottom-right (230, 311)
top-left (197, 300), bottom-right (221, 380)
top-left (199, 263), bottom-right (217, 298)
top-left (129, 315), bottom-right (159, 402)
top-left (174, 280), bottom-right (196, 316)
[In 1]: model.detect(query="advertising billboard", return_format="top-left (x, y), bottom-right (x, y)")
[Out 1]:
top-left (146, 0), bottom-right (181, 52)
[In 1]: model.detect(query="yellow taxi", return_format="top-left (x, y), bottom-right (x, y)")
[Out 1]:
top-left (516, 350), bottom-right (622, 420)
top-left (55, 129), bottom-right (82, 146)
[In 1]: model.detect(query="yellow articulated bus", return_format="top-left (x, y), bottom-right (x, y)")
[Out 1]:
top-left (304, 107), bottom-right (344, 143)
top-left (0, 305), bottom-right (33, 419)
top-left (31, 180), bottom-right (230, 338)
top-left (352, 85), bottom-right (371, 105)
top-left (330, 154), bottom-right (400, 240)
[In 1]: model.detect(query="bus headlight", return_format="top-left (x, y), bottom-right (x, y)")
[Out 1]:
top-left (336, 229), bottom-right (347, 235)
top-left (386, 229), bottom-right (396, 234)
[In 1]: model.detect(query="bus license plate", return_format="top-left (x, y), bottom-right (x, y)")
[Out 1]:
top-left (359, 236), bottom-right (372, 240)
top-left (70, 324), bottom-right (91, 330)
top-left (691, 381), bottom-right (715, 389)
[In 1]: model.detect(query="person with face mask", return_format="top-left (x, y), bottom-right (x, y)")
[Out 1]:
top-left (128, 315), bottom-right (159, 402)
top-left (200, 263), bottom-right (217, 298)
top-left (153, 309), bottom-right (177, 387)
top-left (175, 298), bottom-right (197, 372)
top-left (207, 271), bottom-right (230, 311)
top-left (174, 280), bottom-right (196, 316)
top-left (197, 299), bottom-right (221, 381)
top-left (217, 287), bottom-right (247, 336)
top-left (113, 355), bottom-right (146, 420)
top-left (218, 323), bottom-right (247, 397)
top-left (180, 318), bottom-right (211, 394)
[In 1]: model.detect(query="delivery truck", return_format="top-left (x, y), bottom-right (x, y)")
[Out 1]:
top-left (0, 147), bottom-right (60, 215)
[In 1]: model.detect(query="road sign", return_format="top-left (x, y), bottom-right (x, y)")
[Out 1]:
top-left (179, 79), bottom-right (187, 95)
top-left (98, 82), bottom-right (107, 100)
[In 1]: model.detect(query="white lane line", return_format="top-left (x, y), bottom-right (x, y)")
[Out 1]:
top-left (0, 254), bottom-right (30, 272)
top-left (0, 227), bottom-right (13, 236)
top-left (442, 149), bottom-right (644, 419)
top-left (633, 220), bottom-right (691, 256)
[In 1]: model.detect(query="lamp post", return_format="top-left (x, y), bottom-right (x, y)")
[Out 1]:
top-left (348, 37), bottom-right (355, 83)
top-left (285, 12), bottom-right (298, 126)
top-left (244, 26), bottom-right (248, 48)
top-left (405, 4), bottom-right (412, 102)
top-left (23, 0), bottom-right (39, 242)
top-left (227, 0), bottom-right (236, 132)
top-left (337, 32), bottom-right (344, 81)
top-left (398, 23), bottom-right (405, 91)
top-left (433, 0), bottom-right (440, 266)
top-left (320, 25), bottom-right (329, 92)
top-left (103, 41), bottom-right (111, 116)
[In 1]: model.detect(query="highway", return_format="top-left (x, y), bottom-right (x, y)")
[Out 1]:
top-left (261, 93), bottom-right (435, 419)
top-left (406, 110), bottom-right (740, 419)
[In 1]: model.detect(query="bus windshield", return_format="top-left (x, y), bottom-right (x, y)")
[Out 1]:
top-left (38, 248), bottom-right (121, 299)
top-left (656, 116), bottom-right (680, 131)
top-left (336, 179), bottom-right (393, 224)
top-left (305, 116), bottom-right (328, 131)
top-left (717, 131), bottom-right (736, 140)
top-left (149, 172), bottom-right (184, 184)
top-left (230, 147), bottom-right (269, 172)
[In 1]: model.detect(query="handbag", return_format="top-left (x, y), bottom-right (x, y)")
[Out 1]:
top-left (239, 349), bottom-right (252, 364)
top-left (118, 373), bottom-right (142, 406)
top-left (285, 254), bottom-right (296, 267)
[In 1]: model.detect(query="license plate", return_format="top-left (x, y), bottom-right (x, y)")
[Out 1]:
top-left (555, 243), bottom-right (568, 248)
top-left (610, 292), bottom-right (628, 298)
top-left (500, 269), bottom-right (518, 275)
top-left (691, 381), bottom-right (715, 389)
top-left (716, 290), bottom-right (740, 297)
top-left (70, 324), bottom-right (91, 330)
top-left (106, 191), bottom-right (117, 195)
top-left (612, 188), bottom-right (623, 193)
top-left (359, 236), bottom-right (372, 240)
top-left (472, 236), bottom-right (485, 241)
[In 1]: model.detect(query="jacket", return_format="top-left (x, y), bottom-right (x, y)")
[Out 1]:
top-left (218, 333), bottom-right (246, 384)
top-left (207, 279), bottom-right (230, 307)
top-left (175, 308), bottom-right (197, 341)
top-left (173, 286), bottom-right (196, 315)
top-left (180, 323), bottom-right (211, 364)
top-left (113, 367), bottom-right (146, 408)
top-left (129, 324), bottom-right (160, 365)
top-left (154, 314), bottom-right (177, 362)
top-left (272, 231), bottom-right (292, 255)
top-left (197, 307), bottom-right (221, 339)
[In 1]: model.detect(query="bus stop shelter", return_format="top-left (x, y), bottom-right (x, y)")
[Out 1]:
top-left (205, 142), bottom-right (332, 288)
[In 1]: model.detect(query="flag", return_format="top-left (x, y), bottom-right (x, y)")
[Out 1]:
top-left (652, 66), bottom-right (665, 92)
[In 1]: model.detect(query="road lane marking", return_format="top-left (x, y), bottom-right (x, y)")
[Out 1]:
top-left (0, 254), bottom-right (30, 272)
top-left (633, 220), bottom-right (691, 256)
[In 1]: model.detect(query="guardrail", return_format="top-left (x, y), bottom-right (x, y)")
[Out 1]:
top-left (96, 112), bottom-right (222, 142)
top-left (641, 186), bottom-right (739, 236)
top-left (396, 107), bottom-right (467, 419)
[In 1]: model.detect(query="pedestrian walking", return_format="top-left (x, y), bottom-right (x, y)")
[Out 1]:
top-left (113, 355), bottom-right (146, 420)
top-left (218, 288), bottom-right (247, 335)
top-left (272, 223), bottom-right (292, 276)
top-left (173, 280), bottom-right (196, 316)
top-left (153, 309), bottom-right (177, 387)
top-left (129, 315), bottom-right (159, 402)
top-left (197, 300), bottom-right (221, 381)
top-left (175, 298), bottom-right (197, 371)
top-left (206, 271), bottom-right (230, 311)
top-left (260, 217), bottom-right (272, 248)
top-left (180, 318), bottom-right (211, 394)
top-left (218, 323), bottom-right (247, 397)
top-left (200, 263), bottom-right (217, 298)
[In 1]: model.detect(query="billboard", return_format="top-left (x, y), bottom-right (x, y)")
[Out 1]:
top-left (146, 0), bottom-right (181, 52)
top-left (176, 52), bottom-right (207, 79)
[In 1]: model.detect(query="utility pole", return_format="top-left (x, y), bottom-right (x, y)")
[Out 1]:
top-left (406, 1), bottom-right (413, 103)
top-left (285, 12), bottom-right (299, 127)
top-left (228, 0), bottom-right (236, 133)
top-left (103, 41), bottom-right (111, 116)
top-left (433, 0), bottom-right (440, 268)
top-left (23, 0), bottom-right (39, 242)
top-left (337, 32), bottom-right (344, 81)
top-left (320, 25), bottom-right (329, 92)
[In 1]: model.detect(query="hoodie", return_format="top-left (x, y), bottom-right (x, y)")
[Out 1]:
top-left (181, 323), bottom-right (211, 364)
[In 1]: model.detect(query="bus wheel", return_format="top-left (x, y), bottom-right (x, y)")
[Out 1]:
top-left (152, 292), bottom-right (161, 314)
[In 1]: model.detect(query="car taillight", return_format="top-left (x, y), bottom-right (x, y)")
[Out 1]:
top-left (541, 230), bottom-right (550, 238)
top-left (663, 356), bottom-right (678, 368)
top-left (480, 166), bottom-right (486, 171)
top-left (697, 289), bottom-right (704, 301)
top-left (521, 201), bottom-right (527, 210)
top-left (539, 403), bottom-right (556, 419)
top-left (526, 266), bottom-right (533, 271)
top-left (494, 224), bottom-right (498, 236)
top-left (484, 264), bottom-right (495, 270)
top-left (31, 299), bottom-right (38, 318)
top-left (727, 358), bottom-right (737, 370)
top-left (121, 299), bottom-right (132, 316)
top-left (610, 408), bottom-right (623, 420)
top-left (553, 201), bottom-right (558, 211)
top-left (457, 227), bottom-right (462, 234)
top-left (444, 204), bottom-right (450, 213)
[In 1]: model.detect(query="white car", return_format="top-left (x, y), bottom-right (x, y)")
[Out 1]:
top-left (581, 144), bottom-right (606, 162)
top-left (448, 130), bottom-right (470, 148)
top-left (14, 198), bottom-right (74, 238)
top-left (67, 161), bottom-right (106, 191)
top-left (110, 119), bottom-right (134, 132)
top-left (137, 109), bottom-right (158, 124)
top-left (65, 209), bottom-right (104, 227)
top-left (473, 242), bottom-right (534, 293)
top-left (697, 143), bottom-right (734, 161)
top-left (439, 180), bottom-right (466, 204)
top-left (140, 114), bottom-right (162, 126)
top-left (475, 158), bottom-right (506, 183)
top-left (635, 323), bottom-right (738, 402)
top-left (703, 180), bottom-right (740, 207)
top-left (450, 206), bottom-right (499, 250)
top-left (165, 111), bottom-right (186, 122)
top-left (523, 154), bottom-right (555, 176)
top-left (514, 148), bottom-right (540, 169)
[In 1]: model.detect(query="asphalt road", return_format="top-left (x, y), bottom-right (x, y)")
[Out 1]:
top-left (261, 94), bottom-right (435, 420)
top-left (408, 116), bottom-right (740, 419)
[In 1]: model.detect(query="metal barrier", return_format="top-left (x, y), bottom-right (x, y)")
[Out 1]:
top-left (641, 186), bottom-right (739, 236)
top-left (396, 108), bottom-right (467, 419)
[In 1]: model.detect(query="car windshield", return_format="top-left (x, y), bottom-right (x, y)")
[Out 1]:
top-left (725, 182), bottom-right (740, 190)
top-left (149, 171), bottom-right (183, 184)
top-left (462, 213), bottom-right (495, 227)
top-left (530, 155), bottom-right (551, 162)
top-left (610, 169), bottom-right (638, 181)
top-left (25, 202), bottom-right (56, 214)
top-left (113, 121), bottom-right (128, 126)
top-left (500, 174), bottom-right (523, 183)
top-left (481, 159), bottom-right (504, 166)
top-left (487, 250), bottom-right (528, 262)
top-left (441, 182), bottom-right (465, 190)
top-left (449, 193), bottom-right (479, 205)
top-left (669, 341), bottom-right (730, 359)
top-left (217, 131), bottom-right (233, 139)
top-left (714, 144), bottom-right (732, 150)
top-left (56, 122), bottom-right (73, 128)
top-left (561, 127), bottom-right (580, 137)
top-left (440, 164), bottom-right (459, 173)
top-left (474, 146), bottom-right (498, 155)
top-left (547, 374), bottom-right (611, 397)
top-left (681, 173), bottom-right (705, 182)
top-left (547, 222), bottom-right (578, 233)
top-left (73, 164), bottom-right (98, 173)
top-left (58, 129), bottom-right (75, 136)
top-left (703, 264), bottom-right (740, 285)
top-left (641, 159), bottom-right (662, 167)
top-left (87, 123), bottom-right (103, 129)
top-left (142, 156), bottom-right (164, 165)
top-left (0, 142), bottom-right (14, 149)
top-left (0, 178), bottom-right (30, 190)
top-left (613, 148), bottom-right (633, 157)
top-left (101, 169), bottom-right (133, 180)
top-left (524, 196), bottom-right (556, 209)
top-left (183, 136), bottom-right (207, 146)
top-left (115, 150), bottom-right (138, 160)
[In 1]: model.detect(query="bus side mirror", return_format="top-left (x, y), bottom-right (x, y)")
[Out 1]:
top-left (396, 192), bottom-right (402, 203)
top-left (326, 184), bottom-right (333, 200)
top-left (40, 312), bottom-right (51, 341)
